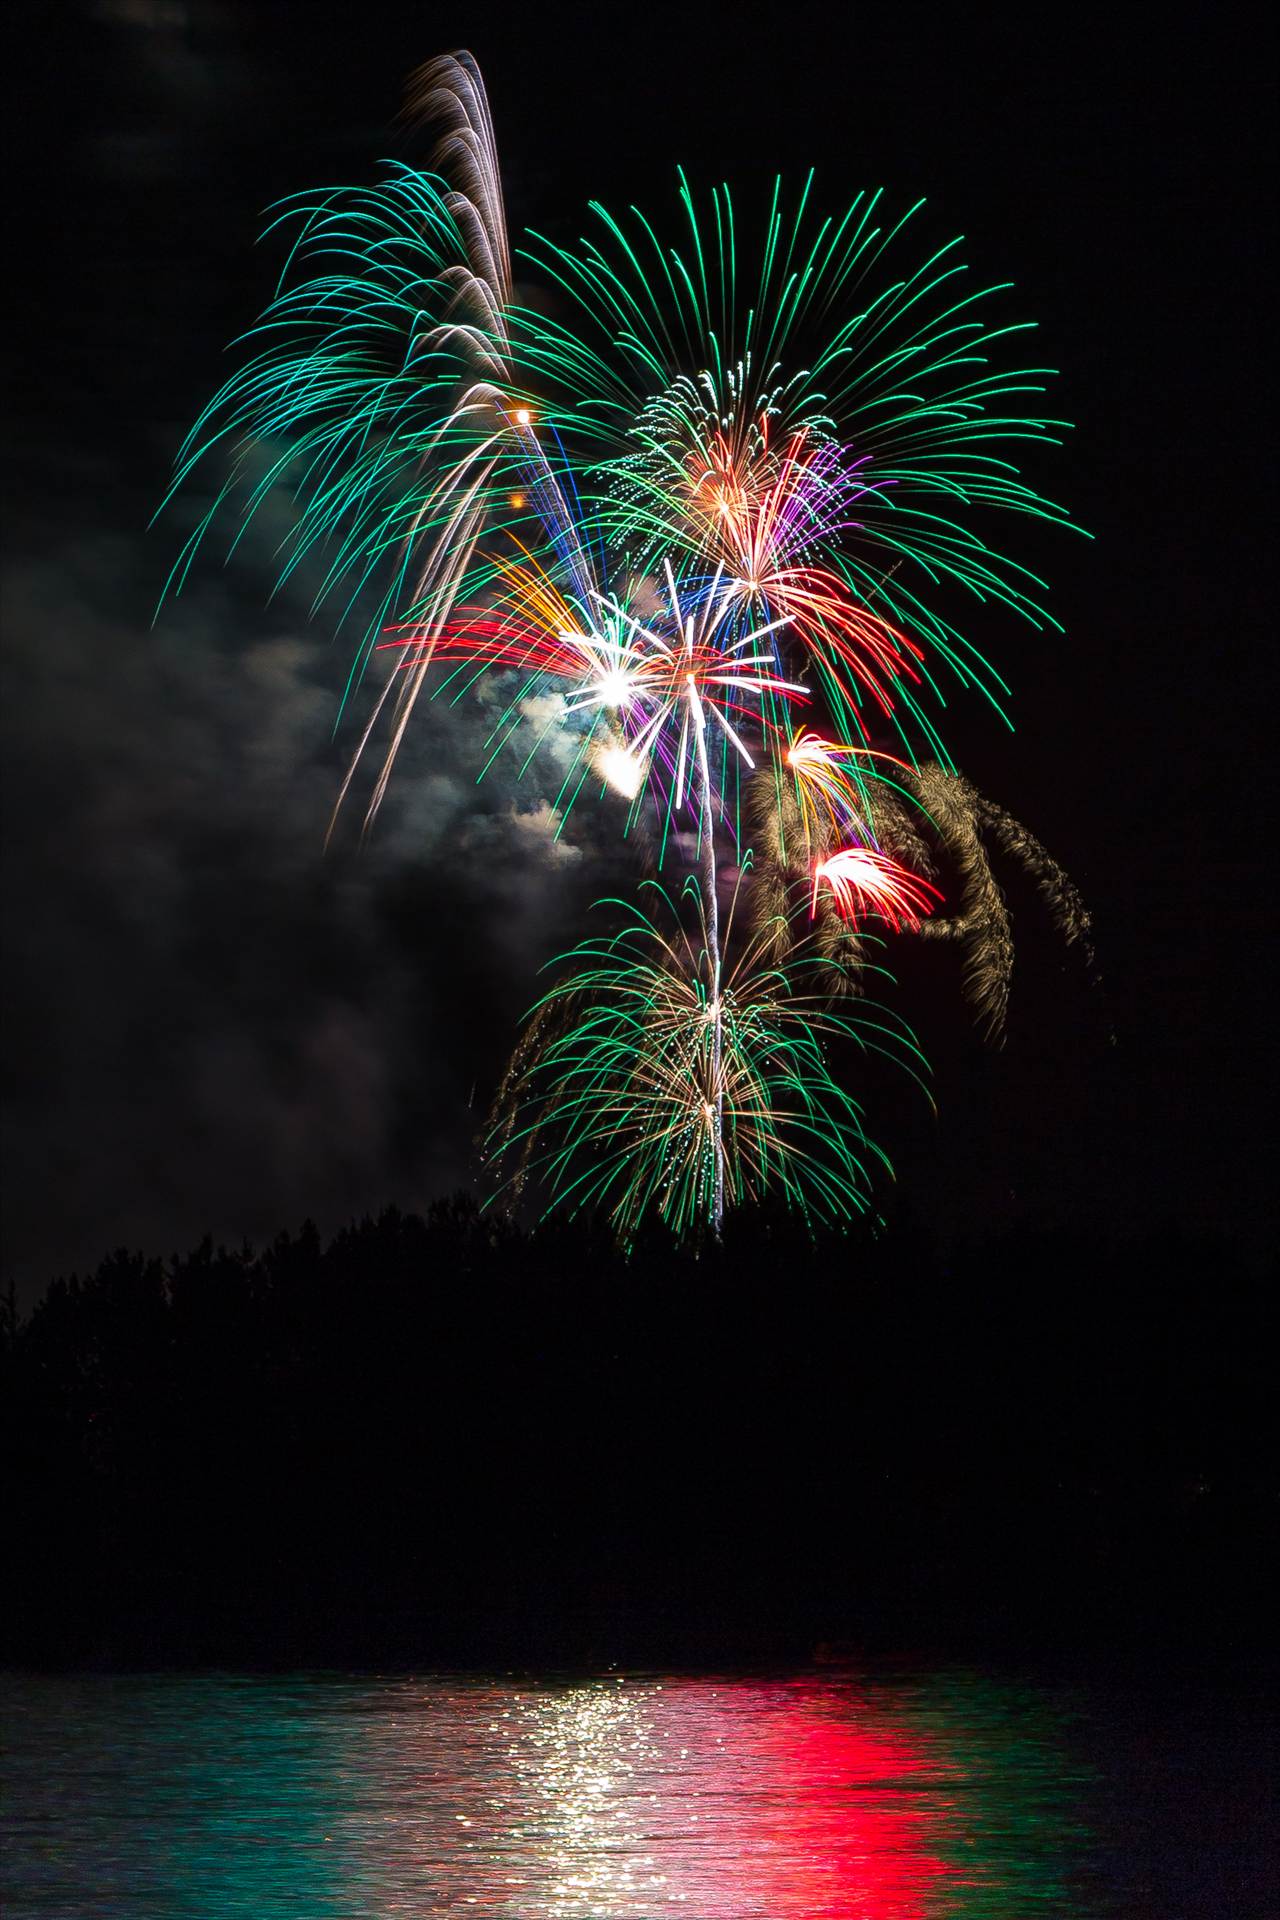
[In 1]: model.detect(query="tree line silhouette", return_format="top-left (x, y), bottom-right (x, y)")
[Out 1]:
top-left (2, 1199), bottom-right (1268, 1669)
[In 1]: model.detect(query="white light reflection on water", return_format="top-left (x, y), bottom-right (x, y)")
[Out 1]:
top-left (1, 1670), bottom-right (1107, 1917)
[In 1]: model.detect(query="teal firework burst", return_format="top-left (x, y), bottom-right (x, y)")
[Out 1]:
top-left (511, 174), bottom-right (1085, 761)
top-left (490, 875), bottom-right (929, 1244)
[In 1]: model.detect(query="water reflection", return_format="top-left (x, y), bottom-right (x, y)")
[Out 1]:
top-left (422, 1680), bottom-right (957, 1914)
top-left (2, 1670), bottom-right (1104, 1916)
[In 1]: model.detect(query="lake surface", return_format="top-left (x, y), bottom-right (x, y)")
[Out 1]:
top-left (0, 1669), bottom-right (1266, 1916)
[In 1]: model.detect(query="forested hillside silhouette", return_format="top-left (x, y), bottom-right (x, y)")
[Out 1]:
top-left (3, 1200), bottom-right (1269, 1670)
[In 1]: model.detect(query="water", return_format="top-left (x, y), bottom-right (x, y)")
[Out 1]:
top-left (0, 1670), bottom-right (1265, 1916)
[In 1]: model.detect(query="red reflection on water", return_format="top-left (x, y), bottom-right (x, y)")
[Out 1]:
top-left (719, 1680), bottom-right (953, 1916)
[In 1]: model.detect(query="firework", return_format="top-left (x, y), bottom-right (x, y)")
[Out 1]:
top-left (623, 418), bottom-right (928, 736)
top-left (813, 847), bottom-right (941, 934)
top-left (784, 732), bottom-right (914, 846)
top-left (379, 552), bottom-right (810, 834)
top-left (164, 49), bottom-right (1091, 1241)
top-left (900, 764), bottom-right (1094, 1042)
top-left (516, 180), bottom-right (1084, 767)
top-left (491, 877), bottom-right (927, 1243)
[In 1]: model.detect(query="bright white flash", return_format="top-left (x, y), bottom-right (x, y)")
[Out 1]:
top-left (595, 669), bottom-right (634, 709)
top-left (596, 744), bottom-right (646, 799)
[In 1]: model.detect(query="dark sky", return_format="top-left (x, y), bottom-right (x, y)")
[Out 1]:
top-left (4, 0), bottom-right (1273, 1293)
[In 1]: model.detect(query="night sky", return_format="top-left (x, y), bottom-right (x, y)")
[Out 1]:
top-left (5, 1), bottom-right (1272, 1297)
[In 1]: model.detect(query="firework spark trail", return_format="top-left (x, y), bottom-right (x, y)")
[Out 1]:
top-left (403, 50), bottom-right (512, 362)
top-left (687, 670), bottom-right (725, 1231)
top-left (814, 847), bottom-right (942, 933)
top-left (785, 733), bottom-right (916, 848)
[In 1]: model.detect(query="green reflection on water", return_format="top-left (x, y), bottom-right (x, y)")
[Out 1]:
top-left (902, 1670), bottom-right (1101, 1914)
